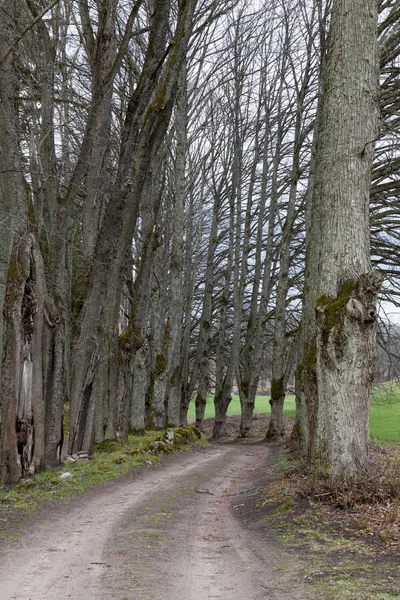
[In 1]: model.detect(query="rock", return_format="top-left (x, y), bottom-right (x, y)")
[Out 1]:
top-left (64, 456), bottom-right (77, 465)
top-left (72, 454), bottom-right (79, 461)
top-left (165, 430), bottom-right (175, 441)
top-left (60, 472), bottom-right (73, 480)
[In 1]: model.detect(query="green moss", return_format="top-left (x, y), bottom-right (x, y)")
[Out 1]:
top-left (195, 393), bottom-right (206, 407)
top-left (271, 377), bottom-right (285, 399)
top-left (317, 279), bottom-right (356, 355)
top-left (317, 280), bottom-right (355, 332)
top-left (155, 353), bottom-right (167, 375)
top-left (118, 332), bottom-right (130, 352)
top-left (266, 419), bottom-right (278, 440)
top-left (303, 342), bottom-right (317, 370)
top-left (241, 380), bottom-right (250, 398)
top-left (7, 249), bottom-right (26, 284)
top-left (292, 420), bottom-right (301, 437)
top-left (141, 84), bottom-right (167, 130)
top-left (316, 293), bottom-right (331, 309)
top-left (170, 365), bottom-right (180, 386)
top-left (290, 420), bottom-right (301, 445)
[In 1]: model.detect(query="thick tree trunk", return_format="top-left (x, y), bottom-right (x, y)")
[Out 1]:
top-left (1, 237), bottom-right (46, 482)
top-left (186, 181), bottom-right (221, 421)
top-left (165, 66), bottom-right (188, 427)
top-left (300, 0), bottom-right (381, 478)
top-left (147, 241), bottom-right (168, 429)
top-left (0, 2), bottom-right (47, 481)
top-left (194, 364), bottom-right (209, 431)
top-left (315, 273), bottom-right (382, 477)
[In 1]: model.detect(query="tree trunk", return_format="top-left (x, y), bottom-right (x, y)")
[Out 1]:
top-left (153, 65), bottom-right (188, 427)
top-left (0, 2), bottom-right (46, 482)
top-left (301, 0), bottom-right (381, 478)
top-left (130, 343), bottom-right (149, 432)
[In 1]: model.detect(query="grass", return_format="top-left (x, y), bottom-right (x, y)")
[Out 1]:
top-left (187, 387), bottom-right (400, 443)
top-left (370, 385), bottom-right (400, 442)
top-left (187, 394), bottom-right (296, 421)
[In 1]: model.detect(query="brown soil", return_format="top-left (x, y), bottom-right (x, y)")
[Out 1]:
top-left (199, 412), bottom-right (293, 444)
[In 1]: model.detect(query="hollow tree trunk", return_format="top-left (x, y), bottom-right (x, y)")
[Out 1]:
top-left (1, 237), bottom-right (46, 482)
top-left (0, 3), bottom-right (46, 482)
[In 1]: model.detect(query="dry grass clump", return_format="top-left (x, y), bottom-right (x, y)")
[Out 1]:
top-left (303, 443), bottom-right (400, 509)
top-left (272, 443), bottom-right (400, 546)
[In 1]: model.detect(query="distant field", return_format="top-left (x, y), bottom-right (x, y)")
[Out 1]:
top-left (370, 386), bottom-right (400, 442)
top-left (187, 388), bottom-right (400, 443)
top-left (186, 394), bottom-right (296, 422)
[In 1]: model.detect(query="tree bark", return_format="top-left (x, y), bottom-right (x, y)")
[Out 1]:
top-left (300, 0), bottom-right (381, 478)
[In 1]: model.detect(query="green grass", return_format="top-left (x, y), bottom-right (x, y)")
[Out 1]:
top-left (187, 394), bottom-right (296, 421)
top-left (188, 389), bottom-right (400, 443)
top-left (370, 385), bottom-right (400, 442)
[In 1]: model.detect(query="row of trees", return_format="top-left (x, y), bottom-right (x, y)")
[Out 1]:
top-left (0, 0), bottom-right (399, 483)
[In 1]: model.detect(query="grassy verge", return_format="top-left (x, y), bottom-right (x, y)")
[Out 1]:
top-left (0, 427), bottom-right (207, 514)
top-left (256, 447), bottom-right (400, 600)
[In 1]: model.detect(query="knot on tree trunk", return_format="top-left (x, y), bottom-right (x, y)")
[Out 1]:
top-left (315, 270), bottom-right (383, 367)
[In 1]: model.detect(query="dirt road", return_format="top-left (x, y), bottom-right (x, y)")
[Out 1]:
top-left (0, 444), bottom-right (306, 600)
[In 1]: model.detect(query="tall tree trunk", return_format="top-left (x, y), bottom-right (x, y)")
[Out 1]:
top-left (179, 176), bottom-right (204, 424)
top-left (153, 64), bottom-right (188, 427)
top-left (130, 343), bottom-right (150, 432)
top-left (0, 1), bottom-right (46, 482)
top-left (300, 0), bottom-right (381, 478)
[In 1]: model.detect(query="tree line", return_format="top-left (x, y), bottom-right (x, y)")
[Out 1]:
top-left (0, 0), bottom-right (399, 484)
